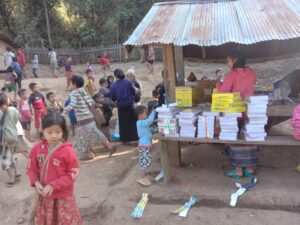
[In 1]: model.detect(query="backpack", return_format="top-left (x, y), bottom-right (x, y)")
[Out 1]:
top-left (291, 104), bottom-right (300, 140)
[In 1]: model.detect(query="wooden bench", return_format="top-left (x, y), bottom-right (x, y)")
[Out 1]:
top-left (156, 134), bottom-right (300, 184)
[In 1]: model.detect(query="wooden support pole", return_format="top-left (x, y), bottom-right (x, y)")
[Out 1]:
top-left (160, 140), bottom-right (171, 184)
top-left (162, 44), bottom-right (182, 167)
top-left (174, 46), bottom-right (185, 86)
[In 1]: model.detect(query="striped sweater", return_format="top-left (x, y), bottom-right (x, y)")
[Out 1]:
top-left (64, 88), bottom-right (95, 121)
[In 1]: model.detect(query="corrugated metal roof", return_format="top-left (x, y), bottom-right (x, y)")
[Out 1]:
top-left (124, 0), bottom-right (300, 47)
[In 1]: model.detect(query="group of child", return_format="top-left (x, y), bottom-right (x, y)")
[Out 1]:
top-left (0, 58), bottom-right (165, 223)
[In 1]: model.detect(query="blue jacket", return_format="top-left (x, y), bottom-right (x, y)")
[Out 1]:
top-left (10, 61), bottom-right (22, 74)
top-left (110, 79), bottom-right (135, 108)
top-left (137, 111), bottom-right (156, 147)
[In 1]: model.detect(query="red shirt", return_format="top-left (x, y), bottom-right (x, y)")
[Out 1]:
top-left (217, 67), bottom-right (256, 99)
top-left (99, 57), bottom-right (109, 65)
top-left (27, 141), bottom-right (79, 200)
top-left (18, 52), bottom-right (26, 67)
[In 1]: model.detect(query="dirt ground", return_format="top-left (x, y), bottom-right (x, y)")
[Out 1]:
top-left (0, 58), bottom-right (300, 224)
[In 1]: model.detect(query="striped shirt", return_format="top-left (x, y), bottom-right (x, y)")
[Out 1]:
top-left (64, 88), bottom-right (95, 121)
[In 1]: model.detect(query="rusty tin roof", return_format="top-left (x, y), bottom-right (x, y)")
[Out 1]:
top-left (124, 0), bottom-right (300, 47)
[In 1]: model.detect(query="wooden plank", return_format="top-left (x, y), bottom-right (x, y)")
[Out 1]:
top-left (160, 140), bottom-right (172, 184)
top-left (155, 134), bottom-right (300, 146)
top-left (174, 46), bottom-right (185, 86)
top-left (162, 44), bottom-right (176, 102)
top-left (162, 44), bottom-right (182, 167)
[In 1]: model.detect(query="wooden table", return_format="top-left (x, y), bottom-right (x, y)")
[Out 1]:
top-left (156, 134), bottom-right (300, 184)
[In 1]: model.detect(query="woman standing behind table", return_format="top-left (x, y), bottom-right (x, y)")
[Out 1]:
top-left (110, 69), bottom-right (138, 144)
top-left (217, 48), bottom-right (257, 179)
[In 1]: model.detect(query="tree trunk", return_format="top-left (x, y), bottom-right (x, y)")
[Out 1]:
top-left (43, 0), bottom-right (52, 47)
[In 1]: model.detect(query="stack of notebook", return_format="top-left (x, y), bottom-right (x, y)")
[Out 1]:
top-left (177, 108), bottom-right (202, 138)
top-left (197, 112), bottom-right (219, 139)
top-left (219, 113), bottom-right (242, 141)
top-left (243, 96), bottom-right (268, 141)
top-left (156, 104), bottom-right (179, 137)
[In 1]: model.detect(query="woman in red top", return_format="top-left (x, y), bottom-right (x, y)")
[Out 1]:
top-left (217, 49), bottom-right (258, 179)
top-left (27, 113), bottom-right (82, 225)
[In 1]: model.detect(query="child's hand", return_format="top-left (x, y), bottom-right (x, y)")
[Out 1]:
top-left (41, 185), bottom-right (54, 197)
top-left (34, 181), bottom-right (44, 195)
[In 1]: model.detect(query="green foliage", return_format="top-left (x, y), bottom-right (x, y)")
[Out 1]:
top-left (0, 0), bottom-right (168, 47)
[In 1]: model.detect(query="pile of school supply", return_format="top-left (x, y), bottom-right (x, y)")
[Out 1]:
top-left (156, 104), bottom-right (179, 137)
top-left (172, 196), bottom-right (198, 218)
top-left (176, 86), bottom-right (197, 107)
top-left (219, 113), bottom-right (242, 141)
top-left (243, 96), bottom-right (268, 141)
top-left (197, 112), bottom-right (218, 139)
top-left (177, 108), bottom-right (201, 138)
top-left (131, 193), bottom-right (149, 219)
top-left (211, 93), bottom-right (246, 113)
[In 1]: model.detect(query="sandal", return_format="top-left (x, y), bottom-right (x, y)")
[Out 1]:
top-left (225, 170), bottom-right (242, 179)
top-left (137, 177), bottom-right (151, 186)
top-left (109, 145), bottom-right (117, 158)
top-left (243, 168), bottom-right (254, 177)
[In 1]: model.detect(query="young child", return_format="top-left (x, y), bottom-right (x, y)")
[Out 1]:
top-left (18, 89), bottom-right (33, 141)
top-left (107, 75), bottom-right (114, 89)
top-left (85, 69), bottom-right (96, 96)
top-left (64, 57), bottom-right (73, 90)
top-left (27, 113), bottom-right (82, 224)
top-left (93, 93), bottom-right (113, 139)
top-left (3, 66), bottom-right (18, 102)
top-left (32, 55), bottom-right (39, 78)
top-left (135, 105), bottom-right (156, 186)
top-left (147, 89), bottom-right (160, 133)
top-left (99, 77), bottom-right (110, 97)
top-left (65, 96), bottom-right (77, 137)
top-left (28, 83), bottom-right (47, 137)
top-left (87, 62), bottom-right (95, 81)
top-left (46, 92), bottom-right (64, 114)
top-left (98, 53), bottom-right (111, 77)
top-left (0, 93), bottom-right (23, 187)
top-left (11, 57), bottom-right (23, 89)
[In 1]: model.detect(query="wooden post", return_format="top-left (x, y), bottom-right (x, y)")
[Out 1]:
top-left (160, 140), bottom-right (171, 184)
top-left (174, 46), bottom-right (185, 86)
top-left (162, 44), bottom-right (182, 167)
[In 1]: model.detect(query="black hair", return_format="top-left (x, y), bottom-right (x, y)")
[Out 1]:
top-left (92, 93), bottom-right (102, 102)
top-left (227, 48), bottom-right (246, 69)
top-left (107, 75), bottom-right (114, 83)
top-left (29, 83), bottom-right (37, 90)
top-left (216, 69), bottom-right (222, 74)
top-left (17, 89), bottom-right (27, 98)
top-left (71, 75), bottom-right (84, 88)
top-left (6, 47), bottom-right (11, 51)
top-left (48, 48), bottom-right (53, 51)
top-left (0, 92), bottom-right (8, 107)
top-left (46, 92), bottom-right (55, 100)
top-left (12, 57), bottom-right (18, 62)
top-left (41, 113), bottom-right (68, 141)
top-left (6, 66), bottom-right (14, 73)
top-left (134, 105), bottom-right (147, 118)
top-left (85, 69), bottom-right (92, 74)
top-left (114, 69), bottom-right (125, 80)
top-left (99, 77), bottom-right (107, 85)
top-left (152, 89), bottom-right (159, 97)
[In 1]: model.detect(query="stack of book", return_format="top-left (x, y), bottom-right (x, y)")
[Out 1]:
top-left (219, 113), bottom-right (242, 141)
top-left (156, 104), bottom-right (179, 137)
top-left (177, 108), bottom-right (201, 137)
top-left (197, 112), bottom-right (218, 139)
top-left (243, 96), bottom-right (268, 141)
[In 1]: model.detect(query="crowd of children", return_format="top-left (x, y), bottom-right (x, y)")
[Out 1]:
top-left (0, 47), bottom-right (166, 223)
